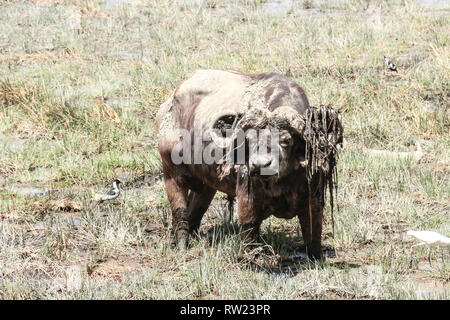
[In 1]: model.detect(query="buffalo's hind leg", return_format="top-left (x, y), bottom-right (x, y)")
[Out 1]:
top-left (187, 187), bottom-right (216, 235)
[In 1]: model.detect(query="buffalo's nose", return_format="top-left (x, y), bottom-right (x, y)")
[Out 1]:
top-left (250, 154), bottom-right (272, 169)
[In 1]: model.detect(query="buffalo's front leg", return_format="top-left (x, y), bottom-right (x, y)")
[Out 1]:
top-left (236, 175), bottom-right (262, 245)
top-left (163, 174), bottom-right (189, 250)
top-left (237, 197), bottom-right (262, 244)
top-left (298, 196), bottom-right (324, 260)
top-left (187, 187), bottom-right (216, 234)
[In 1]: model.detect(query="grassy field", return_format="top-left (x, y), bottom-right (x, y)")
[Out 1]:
top-left (0, 0), bottom-right (448, 299)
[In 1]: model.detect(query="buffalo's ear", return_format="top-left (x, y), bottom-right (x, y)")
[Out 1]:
top-left (293, 135), bottom-right (307, 167)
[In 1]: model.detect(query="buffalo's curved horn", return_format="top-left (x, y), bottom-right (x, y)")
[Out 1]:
top-left (238, 106), bottom-right (272, 131)
top-left (206, 110), bottom-right (238, 149)
top-left (271, 106), bottom-right (306, 136)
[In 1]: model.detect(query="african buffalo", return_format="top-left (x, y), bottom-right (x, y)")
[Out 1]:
top-left (156, 69), bottom-right (342, 259)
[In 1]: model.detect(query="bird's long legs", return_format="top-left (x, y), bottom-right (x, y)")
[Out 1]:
top-left (410, 243), bottom-right (436, 266)
top-left (410, 242), bottom-right (426, 249)
top-left (409, 242), bottom-right (428, 267)
top-left (428, 247), bottom-right (432, 266)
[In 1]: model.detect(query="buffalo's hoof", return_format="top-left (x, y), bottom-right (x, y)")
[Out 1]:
top-left (176, 229), bottom-right (189, 251)
top-left (307, 253), bottom-right (323, 261)
top-left (171, 229), bottom-right (189, 251)
top-left (306, 245), bottom-right (323, 261)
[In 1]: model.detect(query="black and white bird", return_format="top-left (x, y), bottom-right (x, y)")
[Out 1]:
top-left (93, 179), bottom-right (121, 203)
top-left (384, 56), bottom-right (398, 72)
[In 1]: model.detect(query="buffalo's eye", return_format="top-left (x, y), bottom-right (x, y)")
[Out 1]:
top-left (279, 133), bottom-right (292, 147)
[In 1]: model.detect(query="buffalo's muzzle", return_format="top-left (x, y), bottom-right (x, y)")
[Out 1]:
top-left (249, 154), bottom-right (273, 176)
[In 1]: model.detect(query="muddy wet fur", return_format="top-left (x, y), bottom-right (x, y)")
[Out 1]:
top-left (157, 69), bottom-right (343, 260)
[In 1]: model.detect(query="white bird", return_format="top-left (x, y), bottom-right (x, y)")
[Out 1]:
top-left (384, 56), bottom-right (398, 72)
top-left (407, 230), bottom-right (450, 265)
top-left (93, 179), bottom-right (121, 203)
top-left (407, 230), bottom-right (450, 247)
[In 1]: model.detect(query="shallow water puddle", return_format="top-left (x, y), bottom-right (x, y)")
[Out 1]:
top-left (62, 217), bottom-right (81, 227)
top-left (107, 50), bottom-right (142, 61)
top-left (106, 98), bottom-right (130, 108)
top-left (412, 277), bottom-right (449, 299)
top-left (103, 0), bottom-right (141, 8)
top-left (288, 251), bottom-right (307, 259)
top-left (262, 0), bottom-right (294, 14)
top-left (415, 0), bottom-right (449, 9)
top-left (288, 249), bottom-right (336, 260)
top-left (32, 216), bottom-right (81, 231)
top-left (261, 2), bottom-right (357, 17)
top-left (272, 272), bottom-right (296, 283)
top-left (0, 133), bottom-right (27, 152)
top-left (6, 185), bottom-right (50, 197)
